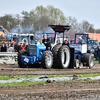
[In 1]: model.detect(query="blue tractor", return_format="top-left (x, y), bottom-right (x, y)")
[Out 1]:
top-left (18, 25), bottom-right (94, 69)
top-left (18, 25), bottom-right (73, 69)
top-left (69, 33), bottom-right (94, 68)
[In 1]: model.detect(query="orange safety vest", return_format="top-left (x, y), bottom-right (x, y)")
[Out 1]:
top-left (13, 42), bottom-right (15, 47)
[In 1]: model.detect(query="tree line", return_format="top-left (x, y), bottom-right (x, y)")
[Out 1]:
top-left (0, 5), bottom-right (100, 33)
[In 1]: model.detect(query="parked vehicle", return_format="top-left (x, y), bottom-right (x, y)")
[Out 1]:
top-left (5, 33), bottom-right (34, 43)
top-left (88, 39), bottom-right (99, 60)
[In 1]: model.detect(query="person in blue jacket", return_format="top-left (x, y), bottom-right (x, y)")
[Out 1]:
top-left (97, 46), bottom-right (100, 64)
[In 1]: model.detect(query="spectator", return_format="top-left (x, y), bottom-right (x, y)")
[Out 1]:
top-left (82, 35), bottom-right (87, 42)
top-left (25, 43), bottom-right (28, 47)
top-left (42, 35), bottom-right (51, 50)
top-left (70, 40), bottom-right (72, 44)
top-left (17, 42), bottom-right (22, 52)
top-left (4, 42), bottom-right (7, 52)
top-left (10, 42), bottom-right (13, 47)
top-left (7, 40), bottom-right (10, 48)
top-left (1, 43), bottom-right (7, 52)
top-left (14, 42), bottom-right (18, 52)
top-left (66, 37), bottom-right (69, 42)
top-left (26, 41), bottom-right (31, 51)
top-left (97, 46), bottom-right (100, 64)
top-left (62, 40), bottom-right (69, 47)
top-left (12, 41), bottom-right (16, 47)
top-left (21, 43), bottom-right (26, 50)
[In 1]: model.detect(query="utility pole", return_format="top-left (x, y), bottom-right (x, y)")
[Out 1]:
top-left (94, 30), bottom-right (96, 40)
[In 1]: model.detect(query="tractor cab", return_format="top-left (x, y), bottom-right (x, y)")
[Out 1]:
top-left (48, 25), bottom-right (71, 43)
top-left (70, 33), bottom-right (89, 54)
top-left (75, 33), bottom-right (89, 44)
top-left (88, 39), bottom-right (98, 48)
top-left (69, 33), bottom-right (94, 68)
top-left (88, 39), bottom-right (99, 59)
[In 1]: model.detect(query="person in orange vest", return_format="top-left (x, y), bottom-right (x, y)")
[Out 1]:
top-left (21, 43), bottom-right (26, 50)
top-left (12, 41), bottom-right (16, 47)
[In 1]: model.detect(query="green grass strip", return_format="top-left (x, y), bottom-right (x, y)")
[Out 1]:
top-left (94, 60), bottom-right (99, 64)
top-left (0, 81), bottom-right (46, 86)
top-left (0, 74), bottom-right (100, 86)
top-left (0, 74), bottom-right (100, 80)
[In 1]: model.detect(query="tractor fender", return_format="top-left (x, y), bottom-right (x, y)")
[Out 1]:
top-left (68, 48), bottom-right (75, 68)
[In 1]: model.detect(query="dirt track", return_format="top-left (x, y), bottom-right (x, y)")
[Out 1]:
top-left (0, 81), bottom-right (100, 100)
top-left (0, 64), bottom-right (100, 75)
top-left (0, 64), bottom-right (100, 99)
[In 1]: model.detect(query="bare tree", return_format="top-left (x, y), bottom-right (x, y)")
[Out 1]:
top-left (78, 20), bottom-right (94, 33)
top-left (0, 14), bottom-right (18, 32)
top-left (95, 29), bottom-right (100, 33)
top-left (66, 16), bottom-right (79, 32)
top-left (66, 17), bottom-right (95, 33)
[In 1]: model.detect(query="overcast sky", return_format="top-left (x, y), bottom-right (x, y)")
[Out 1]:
top-left (0, 0), bottom-right (100, 29)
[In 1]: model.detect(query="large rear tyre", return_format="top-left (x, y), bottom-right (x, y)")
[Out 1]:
top-left (52, 45), bottom-right (61, 68)
top-left (58, 45), bottom-right (70, 69)
top-left (83, 54), bottom-right (94, 68)
top-left (41, 51), bottom-right (53, 69)
top-left (18, 50), bottom-right (29, 68)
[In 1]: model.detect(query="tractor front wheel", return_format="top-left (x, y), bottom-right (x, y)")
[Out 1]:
top-left (18, 50), bottom-right (29, 68)
top-left (41, 51), bottom-right (53, 69)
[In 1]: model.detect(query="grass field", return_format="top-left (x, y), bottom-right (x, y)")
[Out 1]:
top-left (94, 60), bottom-right (99, 64)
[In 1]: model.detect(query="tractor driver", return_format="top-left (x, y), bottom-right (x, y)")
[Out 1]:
top-left (42, 35), bottom-right (51, 50)
top-left (62, 40), bottom-right (69, 47)
top-left (78, 37), bottom-right (86, 44)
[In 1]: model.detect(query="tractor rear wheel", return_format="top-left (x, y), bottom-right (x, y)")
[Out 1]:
top-left (83, 54), bottom-right (94, 68)
top-left (58, 45), bottom-right (70, 69)
top-left (52, 45), bottom-right (61, 68)
top-left (41, 51), bottom-right (53, 69)
top-left (18, 50), bottom-right (29, 68)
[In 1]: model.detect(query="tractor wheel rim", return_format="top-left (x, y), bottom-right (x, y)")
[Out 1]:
top-left (47, 54), bottom-right (52, 67)
top-left (62, 48), bottom-right (70, 68)
top-left (90, 57), bottom-right (94, 67)
top-left (76, 60), bottom-right (79, 68)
